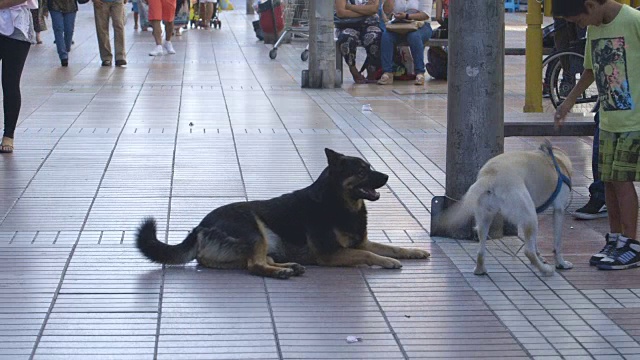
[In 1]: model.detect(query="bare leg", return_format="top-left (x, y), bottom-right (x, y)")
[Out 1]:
top-left (164, 20), bottom-right (174, 41)
top-left (151, 19), bottom-right (162, 45)
top-left (134, 11), bottom-right (139, 29)
top-left (611, 181), bottom-right (638, 239)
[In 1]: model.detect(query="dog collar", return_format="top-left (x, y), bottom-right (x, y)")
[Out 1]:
top-left (536, 142), bottom-right (572, 214)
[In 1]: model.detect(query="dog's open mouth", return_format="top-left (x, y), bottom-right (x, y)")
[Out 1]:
top-left (357, 187), bottom-right (380, 201)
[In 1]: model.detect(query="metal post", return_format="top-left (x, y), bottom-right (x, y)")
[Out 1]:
top-left (431, 0), bottom-right (506, 239)
top-left (246, 0), bottom-right (254, 15)
top-left (544, 0), bottom-right (552, 17)
top-left (524, 0), bottom-right (543, 112)
top-left (303, 0), bottom-right (336, 88)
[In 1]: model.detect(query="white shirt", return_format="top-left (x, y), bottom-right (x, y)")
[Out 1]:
top-left (390, 0), bottom-right (433, 18)
top-left (0, 0), bottom-right (37, 41)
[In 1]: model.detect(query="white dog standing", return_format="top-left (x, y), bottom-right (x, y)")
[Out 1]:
top-left (440, 141), bottom-right (573, 276)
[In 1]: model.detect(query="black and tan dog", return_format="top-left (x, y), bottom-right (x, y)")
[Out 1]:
top-left (136, 148), bottom-right (430, 279)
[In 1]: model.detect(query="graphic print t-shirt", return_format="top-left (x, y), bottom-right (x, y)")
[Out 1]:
top-left (584, 5), bottom-right (640, 132)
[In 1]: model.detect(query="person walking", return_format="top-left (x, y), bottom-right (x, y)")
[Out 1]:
top-left (93, 0), bottom-right (127, 66)
top-left (0, 0), bottom-right (36, 153)
top-left (147, 0), bottom-right (176, 55)
top-left (48, 0), bottom-right (77, 66)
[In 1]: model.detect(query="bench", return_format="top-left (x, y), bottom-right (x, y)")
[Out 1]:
top-left (504, 113), bottom-right (596, 137)
top-left (335, 37), bottom-right (549, 85)
top-left (335, 37), bottom-right (594, 138)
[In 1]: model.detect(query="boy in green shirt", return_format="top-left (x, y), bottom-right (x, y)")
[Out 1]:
top-left (554, 0), bottom-right (640, 270)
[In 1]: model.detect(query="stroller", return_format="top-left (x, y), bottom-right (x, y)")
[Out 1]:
top-left (190, 0), bottom-right (222, 29)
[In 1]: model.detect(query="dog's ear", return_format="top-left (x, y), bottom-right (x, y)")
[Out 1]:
top-left (325, 148), bottom-right (344, 167)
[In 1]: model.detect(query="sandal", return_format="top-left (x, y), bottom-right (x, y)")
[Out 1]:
top-left (0, 144), bottom-right (14, 153)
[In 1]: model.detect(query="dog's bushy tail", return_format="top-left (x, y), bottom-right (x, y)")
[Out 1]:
top-left (136, 217), bottom-right (198, 265)
top-left (436, 177), bottom-right (497, 230)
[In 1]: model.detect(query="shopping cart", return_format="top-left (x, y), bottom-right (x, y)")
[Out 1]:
top-left (268, 0), bottom-right (310, 61)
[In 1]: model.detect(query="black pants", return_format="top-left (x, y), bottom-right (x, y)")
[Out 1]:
top-left (1, 35), bottom-right (31, 139)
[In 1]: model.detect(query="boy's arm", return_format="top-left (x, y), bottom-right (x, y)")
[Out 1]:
top-left (346, 0), bottom-right (379, 16)
top-left (554, 69), bottom-right (595, 126)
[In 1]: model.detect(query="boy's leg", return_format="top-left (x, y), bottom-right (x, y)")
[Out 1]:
top-left (611, 181), bottom-right (638, 239)
top-left (574, 109), bottom-right (607, 219)
top-left (605, 182), bottom-right (623, 234)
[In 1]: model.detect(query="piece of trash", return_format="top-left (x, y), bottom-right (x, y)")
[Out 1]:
top-left (346, 336), bottom-right (362, 344)
top-left (361, 104), bottom-right (372, 112)
top-left (404, 315), bottom-right (411, 318)
top-left (570, 226), bottom-right (574, 229)
top-left (189, 122), bottom-right (194, 127)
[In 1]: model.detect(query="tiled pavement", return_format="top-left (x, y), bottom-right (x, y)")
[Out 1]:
top-left (1, 2), bottom-right (639, 359)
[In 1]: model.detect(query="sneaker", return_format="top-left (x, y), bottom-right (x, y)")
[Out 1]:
top-left (149, 45), bottom-right (164, 56)
top-left (589, 233), bottom-right (619, 266)
top-left (597, 237), bottom-right (640, 270)
top-left (573, 196), bottom-right (607, 220)
top-left (377, 72), bottom-right (393, 85)
top-left (115, 60), bottom-right (127, 67)
top-left (164, 41), bottom-right (176, 54)
top-left (414, 73), bottom-right (425, 86)
top-left (101, 60), bottom-right (112, 67)
top-left (60, 59), bottom-right (68, 67)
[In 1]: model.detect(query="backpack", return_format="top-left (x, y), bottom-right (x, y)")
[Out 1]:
top-left (426, 46), bottom-right (447, 80)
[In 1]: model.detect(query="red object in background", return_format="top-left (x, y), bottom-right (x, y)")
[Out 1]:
top-left (258, 0), bottom-right (284, 35)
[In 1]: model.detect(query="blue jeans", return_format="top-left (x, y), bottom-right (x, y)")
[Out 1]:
top-left (591, 106), bottom-right (605, 201)
top-left (381, 24), bottom-right (433, 74)
top-left (50, 10), bottom-right (76, 60)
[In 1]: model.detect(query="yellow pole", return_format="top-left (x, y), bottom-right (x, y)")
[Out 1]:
top-left (543, 0), bottom-right (552, 17)
top-left (524, 0), bottom-right (543, 112)
top-left (618, 0), bottom-right (631, 5)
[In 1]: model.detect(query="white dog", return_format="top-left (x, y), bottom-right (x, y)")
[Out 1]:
top-left (439, 142), bottom-right (573, 276)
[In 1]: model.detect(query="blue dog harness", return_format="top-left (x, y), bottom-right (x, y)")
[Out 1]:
top-left (535, 142), bottom-right (572, 214)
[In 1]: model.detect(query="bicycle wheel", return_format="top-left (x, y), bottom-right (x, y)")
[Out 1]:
top-left (548, 51), bottom-right (599, 113)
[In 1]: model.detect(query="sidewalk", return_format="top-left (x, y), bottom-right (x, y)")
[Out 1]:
top-left (1, 2), bottom-right (639, 359)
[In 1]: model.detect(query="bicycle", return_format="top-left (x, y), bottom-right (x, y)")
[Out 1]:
top-left (542, 41), bottom-right (599, 113)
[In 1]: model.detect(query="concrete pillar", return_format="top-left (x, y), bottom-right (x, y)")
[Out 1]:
top-left (246, 0), bottom-right (254, 15)
top-left (303, 0), bottom-right (336, 88)
top-left (436, 0), bottom-right (506, 239)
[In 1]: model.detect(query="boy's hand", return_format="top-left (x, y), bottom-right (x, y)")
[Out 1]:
top-left (554, 101), bottom-right (572, 128)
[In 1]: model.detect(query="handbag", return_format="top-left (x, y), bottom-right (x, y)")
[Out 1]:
top-left (385, 20), bottom-right (425, 34)
top-left (334, 14), bottom-right (368, 29)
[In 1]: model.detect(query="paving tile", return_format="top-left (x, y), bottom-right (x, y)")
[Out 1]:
top-left (1, 4), bottom-right (639, 359)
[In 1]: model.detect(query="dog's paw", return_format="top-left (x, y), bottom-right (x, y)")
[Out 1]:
top-left (380, 258), bottom-right (402, 269)
top-left (273, 268), bottom-right (295, 279)
top-left (540, 264), bottom-right (555, 277)
top-left (404, 249), bottom-right (431, 259)
top-left (473, 266), bottom-right (487, 275)
top-left (289, 263), bottom-right (306, 276)
top-left (556, 260), bottom-right (573, 270)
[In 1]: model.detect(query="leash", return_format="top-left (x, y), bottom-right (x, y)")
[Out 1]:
top-left (536, 140), bottom-right (572, 213)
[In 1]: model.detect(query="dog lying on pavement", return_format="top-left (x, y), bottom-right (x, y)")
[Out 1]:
top-left (438, 141), bottom-right (573, 276)
top-left (136, 148), bottom-right (430, 279)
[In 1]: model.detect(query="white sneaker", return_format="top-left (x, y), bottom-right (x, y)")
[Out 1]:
top-left (164, 41), bottom-right (176, 54)
top-left (149, 45), bottom-right (164, 56)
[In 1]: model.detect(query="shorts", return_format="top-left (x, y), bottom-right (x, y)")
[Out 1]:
top-left (598, 128), bottom-right (640, 182)
top-left (132, 1), bottom-right (139, 12)
top-left (148, 0), bottom-right (176, 22)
